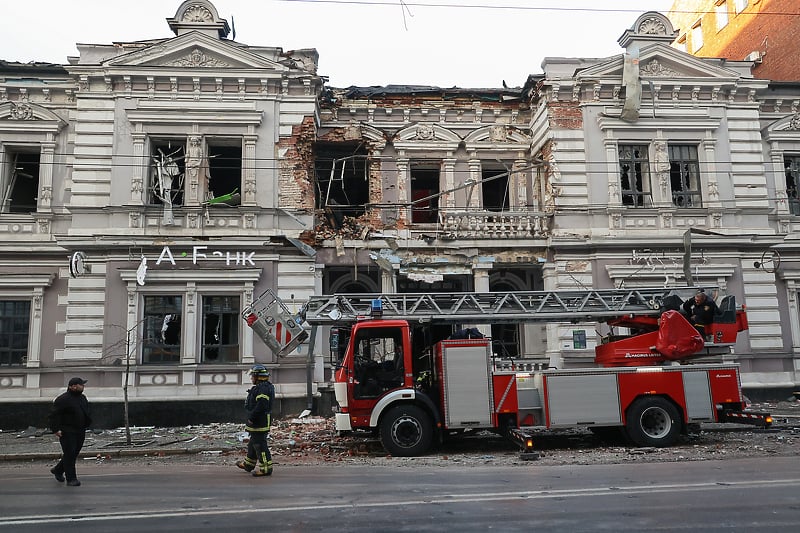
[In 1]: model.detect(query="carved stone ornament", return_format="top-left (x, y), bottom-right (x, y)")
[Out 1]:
top-left (488, 125), bottom-right (508, 142)
top-left (638, 17), bottom-right (668, 35)
top-left (789, 112), bottom-right (800, 131)
top-left (9, 102), bottom-right (34, 120)
top-left (181, 4), bottom-right (214, 23)
top-left (168, 48), bottom-right (229, 68)
top-left (640, 59), bottom-right (681, 77)
top-left (415, 124), bottom-right (435, 140)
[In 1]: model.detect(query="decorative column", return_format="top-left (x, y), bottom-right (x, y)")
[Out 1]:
top-left (396, 156), bottom-right (410, 226)
top-left (442, 157), bottom-right (456, 209)
top-left (38, 137), bottom-right (55, 212)
top-left (131, 130), bottom-right (146, 205)
top-left (241, 285), bottom-right (255, 365)
top-left (653, 139), bottom-right (671, 207)
top-left (243, 133), bottom-right (257, 205)
top-left (604, 137), bottom-right (621, 205)
top-left (182, 282), bottom-right (198, 366)
top-left (185, 134), bottom-right (203, 204)
top-left (512, 158), bottom-right (528, 208)
top-left (467, 158), bottom-right (481, 208)
top-left (702, 132), bottom-right (720, 205)
top-left (368, 147), bottom-right (384, 226)
top-left (381, 268), bottom-right (396, 293)
top-left (26, 289), bottom-right (44, 368)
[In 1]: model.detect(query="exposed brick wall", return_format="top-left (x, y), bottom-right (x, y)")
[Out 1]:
top-left (278, 116), bottom-right (316, 210)
top-left (669, 0), bottom-right (800, 81)
top-left (548, 102), bottom-right (583, 129)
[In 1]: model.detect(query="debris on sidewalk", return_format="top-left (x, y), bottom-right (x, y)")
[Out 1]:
top-left (2, 402), bottom-right (798, 467)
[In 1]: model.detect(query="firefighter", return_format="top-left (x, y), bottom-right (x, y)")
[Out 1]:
top-left (682, 289), bottom-right (718, 336)
top-left (236, 364), bottom-right (274, 477)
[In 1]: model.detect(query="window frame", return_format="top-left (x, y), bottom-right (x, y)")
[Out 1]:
top-left (1, 145), bottom-right (41, 214)
top-left (148, 138), bottom-right (186, 207)
top-left (141, 294), bottom-right (183, 365)
top-left (410, 164), bottom-right (441, 224)
top-left (734, 0), bottom-right (748, 14)
top-left (481, 163), bottom-right (510, 212)
top-left (200, 294), bottom-right (241, 363)
top-left (668, 144), bottom-right (703, 208)
top-left (784, 156), bottom-right (800, 216)
top-left (691, 22), bottom-right (704, 52)
top-left (205, 137), bottom-right (243, 204)
top-left (618, 144), bottom-right (652, 208)
top-left (0, 299), bottom-right (31, 366)
top-left (715, 1), bottom-right (729, 30)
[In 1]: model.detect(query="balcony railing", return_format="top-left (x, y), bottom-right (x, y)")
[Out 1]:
top-left (438, 209), bottom-right (551, 239)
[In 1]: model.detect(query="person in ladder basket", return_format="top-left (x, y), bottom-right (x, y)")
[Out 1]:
top-left (236, 365), bottom-right (274, 477)
top-left (682, 289), bottom-right (719, 337)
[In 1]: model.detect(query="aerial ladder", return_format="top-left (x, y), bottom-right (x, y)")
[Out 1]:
top-left (244, 286), bottom-right (745, 365)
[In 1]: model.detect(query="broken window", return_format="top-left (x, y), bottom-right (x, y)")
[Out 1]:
top-left (314, 143), bottom-right (368, 227)
top-left (481, 164), bottom-right (510, 212)
top-left (785, 156), bottom-right (800, 216)
top-left (410, 166), bottom-right (440, 224)
top-left (201, 295), bottom-right (240, 363)
top-left (149, 139), bottom-right (185, 207)
top-left (668, 145), bottom-right (702, 207)
top-left (618, 144), bottom-right (651, 207)
top-left (142, 295), bottom-right (182, 364)
top-left (0, 300), bottom-right (30, 366)
top-left (1, 147), bottom-right (40, 213)
top-left (207, 139), bottom-right (242, 206)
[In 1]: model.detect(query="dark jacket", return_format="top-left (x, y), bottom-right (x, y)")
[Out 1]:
top-left (245, 380), bottom-right (274, 432)
top-left (48, 390), bottom-right (91, 434)
top-left (682, 296), bottom-right (719, 326)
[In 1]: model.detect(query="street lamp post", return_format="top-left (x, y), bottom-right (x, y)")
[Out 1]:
top-left (124, 327), bottom-right (133, 445)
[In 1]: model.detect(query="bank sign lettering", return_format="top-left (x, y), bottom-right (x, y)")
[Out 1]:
top-left (156, 246), bottom-right (256, 266)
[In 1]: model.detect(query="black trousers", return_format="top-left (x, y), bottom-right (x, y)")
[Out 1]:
top-left (246, 431), bottom-right (272, 470)
top-left (53, 431), bottom-right (86, 481)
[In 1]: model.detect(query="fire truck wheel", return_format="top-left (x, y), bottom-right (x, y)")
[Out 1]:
top-left (380, 405), bottom-right (433, 457)
top-left (625, 397), bottom-right (681, 447)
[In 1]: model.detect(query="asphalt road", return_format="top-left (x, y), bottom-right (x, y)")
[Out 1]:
top-left (2, 456), bottom-right (799, 532)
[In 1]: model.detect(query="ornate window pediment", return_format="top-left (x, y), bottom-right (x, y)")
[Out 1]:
top-left (0, 102), bottom-right (66, 131)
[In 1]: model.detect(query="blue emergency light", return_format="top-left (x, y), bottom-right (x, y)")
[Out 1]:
top-left (371, 298), bottom-right (383, 317)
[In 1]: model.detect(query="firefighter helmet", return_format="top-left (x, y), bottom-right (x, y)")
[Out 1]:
top-left (249, 364), bottom-right (270, 379)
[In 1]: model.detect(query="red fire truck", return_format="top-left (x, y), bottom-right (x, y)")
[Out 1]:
top-left (244, 287), bottom-right (771, 457)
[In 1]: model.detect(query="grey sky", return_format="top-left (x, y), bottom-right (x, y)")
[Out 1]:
top-left (1, 0), bottom-right (676, 88)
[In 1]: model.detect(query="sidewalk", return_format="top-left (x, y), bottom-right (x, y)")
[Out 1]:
top-left (0, 417), bottom-right (336, 462)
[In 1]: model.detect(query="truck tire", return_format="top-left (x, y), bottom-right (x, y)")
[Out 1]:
top-left (380, 404), bottom-right (433, 457)
top-left (625, 397), bottom-right (681, 447)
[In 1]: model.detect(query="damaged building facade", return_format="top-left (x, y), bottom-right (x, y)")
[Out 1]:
top-left (0, 0), bottom-right (323, 424)
top-left (1, 4), bottom-right (799, 426)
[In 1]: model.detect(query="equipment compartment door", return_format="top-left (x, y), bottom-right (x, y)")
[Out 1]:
top-left (440, 340), bottom-right (492, 428)
top-left (683, 371), bottom-right (713, 421)
top-left (546, 373), bottom-right (621, 426)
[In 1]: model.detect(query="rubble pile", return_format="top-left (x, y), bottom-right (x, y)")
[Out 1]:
top-left (1, 401), bottom-right (798, 467)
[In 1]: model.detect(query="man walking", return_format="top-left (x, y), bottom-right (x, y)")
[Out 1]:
top-left (236, 365), bottom-right (274, 477)
top-left (48, 377), bottom-right (91, 487)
